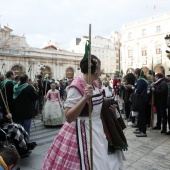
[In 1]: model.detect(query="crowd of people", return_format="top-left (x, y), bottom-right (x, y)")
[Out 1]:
top-left (0, 70), bottom-right (71, 160)
top-left (0, 59), bottom-right (170, 169)
top-left (106, 69), bottom-right (170, 137)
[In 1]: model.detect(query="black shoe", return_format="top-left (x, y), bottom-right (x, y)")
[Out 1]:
top-left (133, 130), bottom-right (140, 134)
top-left (20, 150), bottom-right (32, 159)
top-left (165, 131), bottom-right (170, 135)
top-left (153, 126), bottom-right (161, 130)
top-left (27, 142), bottom-right (37, 150)
top-left (160, 129), bottom-right (167, 134)
top-left (136, 132), bottom-right (147, 137)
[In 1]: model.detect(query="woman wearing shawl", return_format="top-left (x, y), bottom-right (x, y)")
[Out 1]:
top-left (41, 55), bottom-right (126, 170)
top-left (127, 68), bottom-right (148, 137)
top-left (13, 74), bottom-right (38, 138)
top-left (0, 71), bottom-right (15, 116)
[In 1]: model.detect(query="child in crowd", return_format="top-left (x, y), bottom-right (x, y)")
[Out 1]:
top-left (44, 83), bottom-right (63, 126)
top-left (0, 147), bottom-right (19, 170)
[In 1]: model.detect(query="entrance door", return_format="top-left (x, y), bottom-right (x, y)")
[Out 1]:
top-left (11, 65), bottom-right (24, 75)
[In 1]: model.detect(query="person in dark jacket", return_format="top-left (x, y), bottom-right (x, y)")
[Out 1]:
top-left (152, 73), bottom-right (168, 133)
top-left (59, 79), bottom-right (64, 100)
top-left (13, 74), bottom-right (38, 138)
top-left (145, 74), bottom-right (153, 128)
top-left (166, 75), bottom-right (170, 135)
top-left (43, 75), bottom-right (51, 96)
top-left (127, 68), bottom-right (148, 137)
top-left (122, 73), bottom-right (136, 120)
top-left (13, 75), bottom-right (20, 85)
top-left (0, 110), bottom-right (37, 156)
top-left (37, 75), bottom-right (44, 113)
top-left (0, 71), bottom-right (15, 116)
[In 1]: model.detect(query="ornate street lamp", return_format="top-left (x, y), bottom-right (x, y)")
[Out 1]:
top-left (38, 64), bottom-right (46, 70)
top-left (165, 34), bottom-right (170, 59)
top-left (38, 64), bottom-right (46, 75)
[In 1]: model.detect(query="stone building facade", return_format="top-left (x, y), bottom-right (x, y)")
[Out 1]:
top-left (0, 26), bottom-right (82, 80)
top-left (69, 32), bottom-right (121, 75)
top-left (121, 13), bottom-right (170, 76)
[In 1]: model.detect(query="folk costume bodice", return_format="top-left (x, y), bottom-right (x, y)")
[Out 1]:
top-left (46, 89), bottom-right (61, 104)
top-left (65, 77), bottom-right (103, 118)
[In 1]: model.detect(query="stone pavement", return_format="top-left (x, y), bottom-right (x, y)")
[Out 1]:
top-left (17, 116), bottom-right (170, 170)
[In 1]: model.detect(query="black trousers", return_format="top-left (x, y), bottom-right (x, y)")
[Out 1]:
top-left (156, 105), bottom-right (167, 130)
top-left (146, 104), bottom-right (151, 126)
top-left (168, 107), bottom-right (170, 129)
top-left (125, 101), bottom-right (131, 119)
top-left (138, 106), bottom-right (147, 134)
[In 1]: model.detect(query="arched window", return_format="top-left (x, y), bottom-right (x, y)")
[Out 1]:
top-left (142, 67), bottom-right (149, 75)
top-left (154, 65), bottom-right (165, 75)
top-left (41, 66), bottom-right (52, 77)
top-left (126, 68), bottom-right (134, 74)
top-left (11, 65), bottom-right (24, 75)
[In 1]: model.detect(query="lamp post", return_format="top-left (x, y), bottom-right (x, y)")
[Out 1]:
top-left (165, 34), bottom-right (170, 59)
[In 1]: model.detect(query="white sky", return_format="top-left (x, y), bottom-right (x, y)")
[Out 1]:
top-left (0, 0), bottom-right (170, 49)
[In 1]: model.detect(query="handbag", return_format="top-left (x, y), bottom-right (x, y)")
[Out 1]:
top-left (130, 88), bottom-right (146, 111)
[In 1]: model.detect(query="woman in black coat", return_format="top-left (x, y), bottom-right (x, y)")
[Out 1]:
top-left (122, 73), bottom-right (136, 120)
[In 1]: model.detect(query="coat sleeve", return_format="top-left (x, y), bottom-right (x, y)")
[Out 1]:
top-left (135, 80), bottom-right (147, 94)
top-left (5, 82), bottom-right (14, 113)
top-left (29, 86), bottom-right (39, 101)
top-left (154, 82), bottom-right (168, 95)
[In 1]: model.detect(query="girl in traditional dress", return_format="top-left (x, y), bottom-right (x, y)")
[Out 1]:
top-left (41, 55), bottom-right (125, 170)
top-left (44, 83), bottom-right (63, 126)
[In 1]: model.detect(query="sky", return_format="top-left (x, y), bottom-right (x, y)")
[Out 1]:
top-left (0, 0), bottom-right (170, 49)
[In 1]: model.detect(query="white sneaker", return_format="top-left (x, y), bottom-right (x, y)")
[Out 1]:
top-left (127, 122), bottom-right (137, 126)
top-left (127, 121), bottom-right (133, 126)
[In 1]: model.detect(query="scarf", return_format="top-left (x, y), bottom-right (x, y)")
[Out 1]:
top-left (13, 80), bottom-right (18, 86)
top-left (138, 77), bottom-right (148, 84)
top-left (0, 156), bottom-right (8, 170)
top-left (154, 78), bottom-right (163, 84)
top-left (13, 83), bottom-right (28, 99)
top-left (0, 79), bottom-right (13, 90)
top-left (101, 98), bottom-right (128, 154)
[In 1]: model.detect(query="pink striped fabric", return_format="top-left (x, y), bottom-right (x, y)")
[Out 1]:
top-left (41, 121), bottom-right (80, 170)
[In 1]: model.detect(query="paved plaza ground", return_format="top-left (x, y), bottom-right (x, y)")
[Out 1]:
top-left (18, 115), bottom-right (170, 170)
